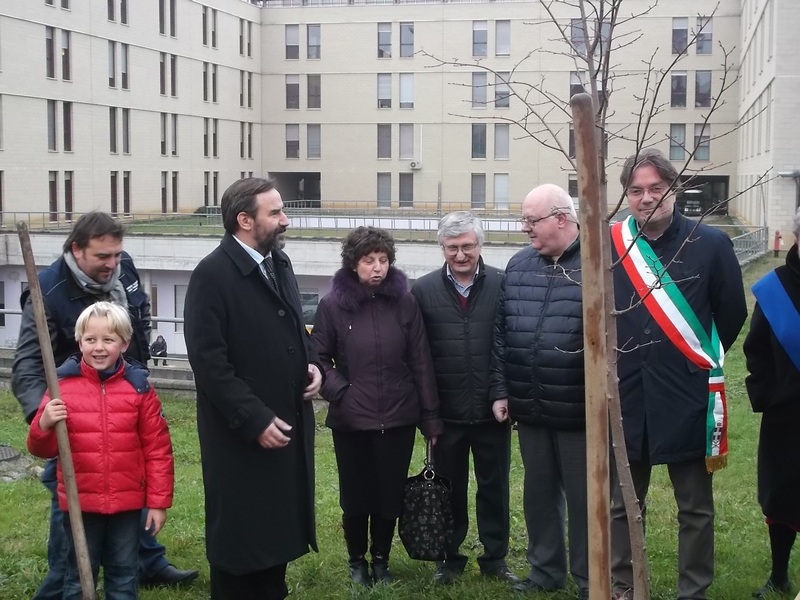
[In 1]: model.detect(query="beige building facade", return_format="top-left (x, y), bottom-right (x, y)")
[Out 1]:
top-left (0, 0), bottom-right (796, 233)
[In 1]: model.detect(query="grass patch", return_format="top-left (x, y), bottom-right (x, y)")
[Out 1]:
top-left (0, 253), bottom-right (795, 599)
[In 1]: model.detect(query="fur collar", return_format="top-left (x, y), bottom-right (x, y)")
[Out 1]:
top-left (330, 266), bottom-right (408, 312)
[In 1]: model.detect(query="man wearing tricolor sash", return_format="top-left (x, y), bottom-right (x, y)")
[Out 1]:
top-left (609, 150), bottom-right (747, 600)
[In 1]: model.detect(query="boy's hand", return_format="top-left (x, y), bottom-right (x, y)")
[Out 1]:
top-left (144, 508), bottom-right (167, 536)
top-left (39, 399), bottom-right (67, 431)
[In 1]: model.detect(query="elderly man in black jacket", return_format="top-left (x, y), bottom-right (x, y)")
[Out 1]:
top-left (411, 211), bottom-right (517, 586)
top-left (490, 185), bottom-right (588, 600)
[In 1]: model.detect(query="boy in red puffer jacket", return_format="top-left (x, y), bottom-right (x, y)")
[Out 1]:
top-left (28, 301), bottom-right (174, 600)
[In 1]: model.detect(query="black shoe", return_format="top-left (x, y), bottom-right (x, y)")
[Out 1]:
top-left (483, 565), bottom-right (521, 584)
top-left (371, 556), bottom-right (392, 584)
top-left (512, 578), bottom-right (548, 593)
top-left (348, 557), bottom-right (372, 587)
top-left (754, 578), bottom-right (792, 598)
top-left (140, 564), bottom-right (199, 587)
top-left (433, 566), bottom-right (460, 585)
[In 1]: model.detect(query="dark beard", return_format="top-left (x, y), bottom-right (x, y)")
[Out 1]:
top-left (256, 229), bottom-right (287, 255)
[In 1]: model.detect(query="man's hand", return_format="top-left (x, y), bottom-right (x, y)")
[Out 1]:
top-left (492, 399), bottom-right (509, 422)
top-left (303, 364), bottom-right (322, 400)
top-left (257, 417), bottom-right (292, 449)
top-left (39, 399), bottom-right (67, 431)
top-left (144, 508), bottom-right (167, 536)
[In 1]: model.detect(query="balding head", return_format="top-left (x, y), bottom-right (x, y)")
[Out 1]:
top-left (520, 184), bottom-right (580, 261)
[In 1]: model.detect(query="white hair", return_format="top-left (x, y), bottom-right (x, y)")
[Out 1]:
top-left (437, 211), bottom-right (485, 246)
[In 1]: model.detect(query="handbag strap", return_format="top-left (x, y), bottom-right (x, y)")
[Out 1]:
top-left (423, 438), bottom-right (435, 480)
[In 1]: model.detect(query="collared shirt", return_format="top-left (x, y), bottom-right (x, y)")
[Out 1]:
top-left (232, 234), bottom-right (269, 278)
top-left (446, 263), bottom-right (480, 298)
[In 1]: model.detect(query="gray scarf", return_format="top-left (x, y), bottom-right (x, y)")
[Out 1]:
top-left (63, 251), bottom-right (127, 307)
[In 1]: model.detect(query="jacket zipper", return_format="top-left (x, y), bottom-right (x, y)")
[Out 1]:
top-left (532, 265), bottom-right (557, 406)
top-left (101, 381), bottom-right (109, 512)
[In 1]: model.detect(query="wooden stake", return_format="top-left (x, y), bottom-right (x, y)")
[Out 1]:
top-left (17, 223), bottom-right (95, 600)
top-left (571, 93), bottom-right (612, 599)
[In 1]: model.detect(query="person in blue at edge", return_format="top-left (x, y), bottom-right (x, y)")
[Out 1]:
top-left (12, 212), bottom-right (197, 598)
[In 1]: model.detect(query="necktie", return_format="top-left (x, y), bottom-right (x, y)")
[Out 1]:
top-left (263, 255), bottom-right (278, 291)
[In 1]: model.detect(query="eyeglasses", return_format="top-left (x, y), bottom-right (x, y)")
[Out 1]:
top-left (626, 185), bottom-right (669, 200)
top-left (518, 212), bottom-right (560, 228)
top-left (443, 243), bottom-right (479, 255)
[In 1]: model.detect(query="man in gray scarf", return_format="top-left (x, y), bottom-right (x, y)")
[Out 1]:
top-left (13, 212), bottom-right (197, 599)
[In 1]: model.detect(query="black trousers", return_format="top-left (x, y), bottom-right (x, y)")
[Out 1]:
top-left (332, 426), bottom-right (416, 519)
top-left (432, 420), bottom-right (512, 571)
top-left (210, 564), bottom-right (288, 600)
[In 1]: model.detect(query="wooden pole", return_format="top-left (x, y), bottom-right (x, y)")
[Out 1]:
top-left (17, 223), bottom-right (96, 600)
top-left (570, 93), bottom-right (612, 598)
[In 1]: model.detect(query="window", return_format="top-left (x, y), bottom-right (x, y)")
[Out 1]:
top-left (671, 72), bottom-right (687, 107)
top-left (494, 173), bottom-right (509, 209)
top-left (122, 108), bottom-right (130, 154)
top-left (495, 72), bottom-right (510, 108)
top-left (202, 7), bottom-right (208, 45)
top-left (174, 285), bottom-right (187, 331)
top-left (159, 53), bottom-right (166, 95)
top-left (162, 113), bottom-right (168, 155)
top-left (378, 74), bottom-right (391, 108)
top-left (695, 70), bottom-right (712, 107)
top-left (571, 19), bottom-right (587, 55)
top-left (46, 27), bottom-right (55, 78)
top-left (307, 124), bottom-right (321, 159)
top-left (121, 0), bottom-right (128, 24)
top-left (169, 0), bottom-right (176, 37)
top-left (211, 64), bottom-right (217, 103)
top-left (47, 100), bottom-right (57, 151)
top-left (399, 123), bottom-right (413, 159)
top-left (247, 123), bottom-right (253, 158)
top-left (472, 72), bottom-right (487, 108)
top-left (377, 124), bottom-right (391, 158)
top-left (286, 124), bottom-right (299, 159)
top-left (378, 22), bottom-right (391, 58)
top-left (473, 21), bottom-right (487, 57)
top-left (286, 75), bottom-right (299, 109)
top-left (570, 71), bottom-right (587, 98)
top-left (211, 9), bottom-right (217, 48)
top-left (672, 17), bottom-right (688, 54)
top-left (120, 44), bottom-right (129, 89)
top-left (568, 124), bottom-right (575, 158)
top-left (240, 122), bottom-right (245, 158)
top-left (696, 17), bottom-right (712, 55)
top-left (159, 0), bottom-right (166, 33)
top-left (399, 73), bottom-right (414, 109)
top-left (108, 0), bottom-right (115, 21)
top-left (307, 24), bottom-right (321, 59)
top-left (161, 171), bottom-right (168, 213)
top-left (203, 62), bottom-right (209, 101)
top-left (203, 117), bottom-right (209, 157)
top-left (170, 54), bottom-right (177, 96)
top-left (109, 107), bottom-right (117, 153)
top-left (63, 102), bottom-right (72, 151)
top-left (212, 119), bottom-right (218, 157)
top-left (239, 19), bottom-right (245, 55)
top-left (46, 0), bottom-right (54, 5)
top-left (61, 31), bottom-right (71, 81)
top-left (123, 171), bottom-right (131, 215)
top-left (377, 173), bottom-right (391, 208)
top-left (496, 20), bottom-right (510, 56)
top-left (247, 72), bottom-right (253, 108)
top-left (694, 123), bottom-right (710, 160)
top-left (471, 123), bottom-right (486, 159)
top-left (108, 41), bottom-right (116, 87)
top-left (170, 113), bottom-right (177, 156)
top-left (247, 21), bottom-right (252, 57)
top-left (171, 171), bottom-right (178, 211)
top-left (204, 171), bottom-right (210, 205)
top-left (49, 171), bottom-right (58, 222)
top-left (213, 171), bottom-right (219, 205)
top-left (110, 171), bottom-right (118, 215)
top-left (568, 174), bottom-right (579, 203)
top-left (239, 71), bottom-right (245, 106)
top-left (285, 25), bottom-right (299, 59)
top-left (307, 74), bottom-right (321, 109)
top-left (471, 174), bottom-right (486, 208)
top-left (669, 123), bottom-right (685, 160)
top-left (64, 171), bottom-right (73, 220)
top-left (399, 173), bottom-right (413, 208)
top-left (400, 22), bottom-right (414, 57)
top-left (495, 123), bottom-right (509, 159)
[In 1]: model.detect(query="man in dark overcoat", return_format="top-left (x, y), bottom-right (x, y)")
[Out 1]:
top-left (184, 178), bottom-right (323, 600)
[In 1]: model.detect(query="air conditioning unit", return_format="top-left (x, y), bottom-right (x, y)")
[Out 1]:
top-left (409, 161), bottom-right (422, 170)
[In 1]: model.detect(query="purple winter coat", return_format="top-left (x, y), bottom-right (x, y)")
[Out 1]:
top-left (313, 267), bottom-right (443, 439)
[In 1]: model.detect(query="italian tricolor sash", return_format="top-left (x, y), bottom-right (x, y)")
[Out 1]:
top-left (612, 216), bottom-right (728, 473)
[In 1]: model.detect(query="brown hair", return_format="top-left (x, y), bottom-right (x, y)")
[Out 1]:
top-left (341, 227), bottom-right (396, 270)
top-left (63, 212), bottom-right (125, 253)
top-left (221, 178), bottom-right (277, 234)
top-left (619, 148), bottom-right (680, 191)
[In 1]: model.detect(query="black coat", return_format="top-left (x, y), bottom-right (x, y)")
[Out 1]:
top-left (490, 239), bottom-right (586, 430)
top-left (411, 259), bottom-right (504, 424)
top-left (184, 234), bottom-right (319, 575)
top-left (313, 267), bottom-right (442, 438)
top-left (612, 211), bottom-right (747, 464)
top-left (744, 244), bottom-right (800, 525)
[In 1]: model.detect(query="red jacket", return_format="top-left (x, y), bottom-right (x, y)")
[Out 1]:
top-left (27, 356), bottom-right (174, 514)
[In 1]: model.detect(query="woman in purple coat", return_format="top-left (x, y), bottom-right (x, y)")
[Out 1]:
top-left (313, 226), bottom-right (442, 587)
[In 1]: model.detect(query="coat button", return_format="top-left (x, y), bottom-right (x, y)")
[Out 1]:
top-left (642, 361), bottom-right (648, 369)
top-left (644, 328), bottom-right (651, 335)
top-left (278, 309), bottom-right (286, 316)
top-left (288, 346), bottom-right (295, 353)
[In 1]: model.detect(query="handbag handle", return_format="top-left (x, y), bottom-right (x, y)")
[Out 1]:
top-left (423, 438), bottom-right (435, 480)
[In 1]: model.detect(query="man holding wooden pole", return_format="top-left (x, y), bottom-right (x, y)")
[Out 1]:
top-left (12, 212), bottom-right (197, 599)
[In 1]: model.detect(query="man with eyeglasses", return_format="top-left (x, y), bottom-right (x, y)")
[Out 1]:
top-left (609, 149), bottom-right (747, 600)
top-left (411, 211), bottom-right (518, 586)
top-left (490, 185), bottom-right (589, 600)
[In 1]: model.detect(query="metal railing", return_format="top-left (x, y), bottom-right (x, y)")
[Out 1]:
top-left (729, 226), bottom-right (769, 266)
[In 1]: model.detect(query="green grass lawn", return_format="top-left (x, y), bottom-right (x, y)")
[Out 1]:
top-left (0, 253), bottom-right (796, 599)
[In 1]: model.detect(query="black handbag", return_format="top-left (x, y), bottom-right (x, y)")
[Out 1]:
top-left (398, 440), bottom-right (454, 561)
